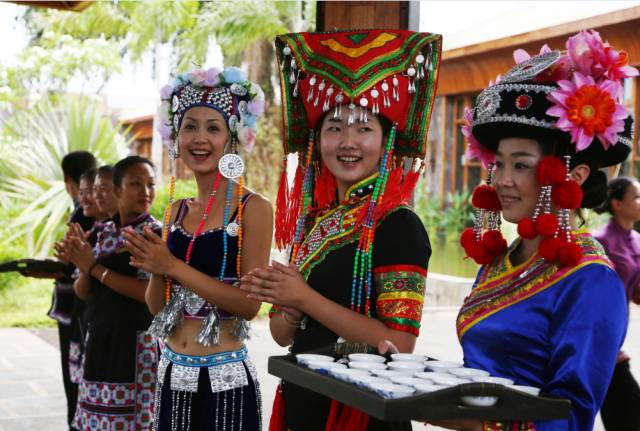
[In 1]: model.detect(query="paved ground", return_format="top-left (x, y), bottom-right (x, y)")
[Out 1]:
top-left (1, 307), bottom-right (638, 431)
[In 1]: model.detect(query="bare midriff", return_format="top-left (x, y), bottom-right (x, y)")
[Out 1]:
top-left (166, 318), bottom-right (244, 356)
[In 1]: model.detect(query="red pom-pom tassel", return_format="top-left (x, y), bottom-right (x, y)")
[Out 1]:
top-left (539, 236), bottom-right (561, 261)
top-left (518, 217), bottom-right (537, 239)
top-left (559, 241), bottom-right (583, 267)
top-left (471, 185), bottom-right (502, 211)
top-left (460, 228), bottom-right (475, 249)
top-left (535, 213), bottom-right (558, 237)
top-left (552, 180), bottom-right (583, 209)
top-left (482, 230), bottom-right (505, 253)
top-left (536, 156), bottom-right (567, 186)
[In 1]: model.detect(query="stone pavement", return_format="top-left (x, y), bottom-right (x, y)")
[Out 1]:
top-left (1, 307), bottom-right (638, 431)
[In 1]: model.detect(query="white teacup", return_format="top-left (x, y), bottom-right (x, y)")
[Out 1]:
top-left (387, 361), bottom-right (425, 374)
top-left (424, 360), bottom-right (463, 372)
top-left (369, 383), bottom-right (415, 399)
top-left (471, 376), bottom-right (515, 385)
top-left (296, 354), bottom-right (334, 366)
top-left (448, 367), bottom-right (491, 378)
top-left (372, 369), bottom-right (406, 378)
top-left (508, 385), bottom-right (541, 396)
top-left (307, 361), bottom-right (346, 374)
top-left (390, 353), bottom-right (426, 362)
top-left (390, 376), bottom-right (425, 388)
top-left (348, 353), bottom-right (386, 363)
top-left (414, 383), bottom-right (445, 394)
top-left (330, 368), bottom-right (370, 383)
top-left (349, 361), bottom-right (387, 371)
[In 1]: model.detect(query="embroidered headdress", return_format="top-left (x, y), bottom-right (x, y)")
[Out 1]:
top-left (158, 67), bottom-right (265, 158)
top-left (274, 29), bottom-right (442, 254)
top-left (461, 30), bottom-right (637, 266)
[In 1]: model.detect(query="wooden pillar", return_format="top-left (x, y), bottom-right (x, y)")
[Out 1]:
top-left (316, 1), bottom-right (409, 31)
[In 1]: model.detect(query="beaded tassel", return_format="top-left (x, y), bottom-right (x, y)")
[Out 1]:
top-left (163, 174), bottom-right (176, 304)
top-left (236, 176), bottom-right (244, 277)
top-left (350, 125), bottom-right (397, 314)
top-left (219, 177), bottom-right (234, 280)
top-left (291, 134), bottom-right (315, 262)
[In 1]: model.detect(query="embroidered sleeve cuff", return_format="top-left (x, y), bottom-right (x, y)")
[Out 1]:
top-left (268, 305), bottom-right (281, 318)
top-left (374, 264), bottom-right (427, 336)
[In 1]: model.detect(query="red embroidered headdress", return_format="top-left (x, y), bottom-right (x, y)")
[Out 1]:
top-left (274, 29), bottom-right (442, 251)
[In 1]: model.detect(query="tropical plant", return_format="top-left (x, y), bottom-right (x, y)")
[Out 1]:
top-left (0, 96), bottom-right (130, 256)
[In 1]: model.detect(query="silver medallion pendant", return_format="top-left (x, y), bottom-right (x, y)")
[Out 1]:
top-left (226, 222), bottom-right (239, 237)
top-left (218, 153), bottom-right (245, 179)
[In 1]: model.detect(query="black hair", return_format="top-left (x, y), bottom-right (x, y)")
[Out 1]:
top-left (96, 165), bottom-right (114, 178)
top-left (79, 168), bottom-right (97, 183)
top-left (113, 156), bottom-right (155, 187)
top-left (594, 176), bottom-right (637, 215)
top-left (61, 151), bottom-right (97, 183)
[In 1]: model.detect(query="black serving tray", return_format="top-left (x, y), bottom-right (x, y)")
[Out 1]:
top-left (268, 354), bottom-right (571, 422)
top-left (0, 259), bottom-right (65, 274)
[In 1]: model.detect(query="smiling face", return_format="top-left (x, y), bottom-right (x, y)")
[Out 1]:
top-left (94, 172), bottom-right (118, 217)
top-left (115, 163), bottom-right (156, 218)
top-left (493, 137), bottom-right (544, 223)
top-left (78, 177), bottom-right (98, 218)
top-left (319, 110), bottom-right (384, 197)
top-left (178, 106), bottom-right (229, 175)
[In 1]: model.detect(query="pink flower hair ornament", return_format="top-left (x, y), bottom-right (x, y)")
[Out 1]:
top-left (546, 72), bottom-right (629, 151)
top-left (463, 107), bottom-right (495, 167)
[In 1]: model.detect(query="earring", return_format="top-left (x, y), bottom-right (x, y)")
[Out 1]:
top-left (461, 163), bottom-right (507, 264)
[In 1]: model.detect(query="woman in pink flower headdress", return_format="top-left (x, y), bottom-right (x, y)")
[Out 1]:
top-left (436, 30), bottom-right (638, 431)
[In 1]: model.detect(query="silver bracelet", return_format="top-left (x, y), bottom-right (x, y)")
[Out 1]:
top-left (281, 311), bottom-right (301, 328)
top-left (99, 268), bottom-right (110, 284)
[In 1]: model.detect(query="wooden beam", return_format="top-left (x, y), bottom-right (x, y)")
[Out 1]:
top-left (438, 8), bottom-right (640, 95)
top-left (317, 1), bottom-right (408, 31)
top-left (444, 6), bottom-right (640, 60)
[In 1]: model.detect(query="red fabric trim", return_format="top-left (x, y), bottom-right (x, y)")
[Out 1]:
top-left (384, 321), bottom-right (420, 336)
top-left (373, 264), bottom-right (427, 276)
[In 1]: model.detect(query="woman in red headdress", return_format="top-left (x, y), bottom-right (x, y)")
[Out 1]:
top-left (240, 30), bottom-right (442, 431)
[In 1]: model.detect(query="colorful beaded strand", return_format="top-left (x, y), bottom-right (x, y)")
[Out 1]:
top-left (163, 174), bottom-right (176, 304)
top-left (184, 171), bottom-right (222, 264)
top-left (236, 176), bottom-right (244, 277)
top-left (349, 125), bottom-right (397, 314)
top-left (291, 134), bottom-right (315, 262)
top-left (219, 178), bottom-right (234, 280)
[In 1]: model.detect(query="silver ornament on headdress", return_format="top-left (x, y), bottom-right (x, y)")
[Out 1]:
top-left (230, 83), bottom-right (248, 96)
top-left (501, 50), bottom-right (561, 84)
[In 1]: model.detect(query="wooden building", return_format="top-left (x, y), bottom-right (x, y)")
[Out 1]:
top-left (427, 6), bottom-right (640, 203)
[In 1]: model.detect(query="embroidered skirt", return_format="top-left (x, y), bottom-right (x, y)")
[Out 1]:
top-left (154, 345), bottom-right (262, 431)
top-left (72, 329), bottom-right (158, 431)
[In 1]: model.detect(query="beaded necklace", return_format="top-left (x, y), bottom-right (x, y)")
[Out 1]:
top-left (350, 125), bottom-right (396, 315)
top-left (162, 170), bottom-right (240, 303)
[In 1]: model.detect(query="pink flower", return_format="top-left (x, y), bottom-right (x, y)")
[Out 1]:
top-left (188, 69), bottom-right (208, 86)
top-left (462, 107), bottom-right (495, 167)
top-left (160, 84), bottom-right (173, 100)
top-left (157, 123), bottom-right (173, 142)
top-left (239, 127), bottom-right (256, 152)
top-left (599, 45), bottom-right (639, 81)
top-left (247, 99), bottom-right (265, 116)
top-left (547, 72), bottom-right (628, 151)
top-left (566, 30), bottom-right (606, 78)
top-left (203, 67), bottom-right (221, 86)
top-left (513, 44), bottom-right (553, 64)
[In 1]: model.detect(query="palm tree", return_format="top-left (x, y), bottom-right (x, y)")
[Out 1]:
top-left (0, 96), bottom-right (131, 256)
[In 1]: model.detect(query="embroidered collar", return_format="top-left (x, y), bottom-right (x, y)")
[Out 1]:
top-left (456, 230), bottom-right (612, 340)
top-left (342, 173), bottom-right (378, 202)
